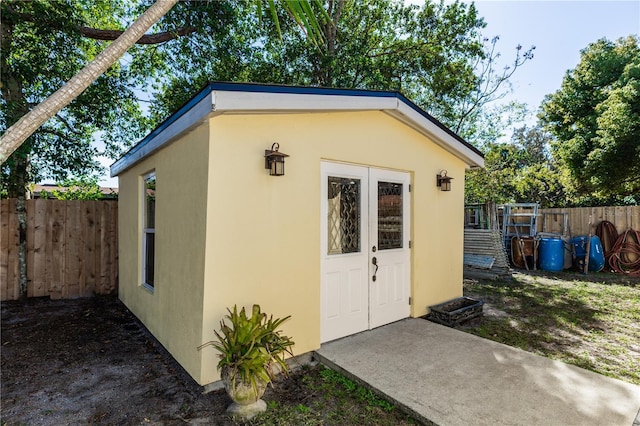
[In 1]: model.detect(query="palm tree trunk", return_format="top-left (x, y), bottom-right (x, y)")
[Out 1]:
top-left (0, 0), bottom-right (178, 165)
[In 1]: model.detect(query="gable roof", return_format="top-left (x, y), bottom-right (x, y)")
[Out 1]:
top-left (111, 82), bottom-right (484, 176)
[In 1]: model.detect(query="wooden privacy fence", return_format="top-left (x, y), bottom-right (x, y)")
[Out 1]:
top-left (539, 206), bottom-right (640, 236)
top-left (1, 198), bottom-right (118, 301)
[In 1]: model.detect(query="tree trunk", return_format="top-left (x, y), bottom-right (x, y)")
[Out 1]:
top-left (1, 0), bottom-right (176, 298)
top-left (0, 0), bottom-right (178, 164)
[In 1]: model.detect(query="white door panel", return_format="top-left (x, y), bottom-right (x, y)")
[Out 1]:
top-left (321, 163), bottom-right (369, 342)
top-left (321, 162), bottom-right (410, 343)
top-left (369, 168), bottom-right (411, 329)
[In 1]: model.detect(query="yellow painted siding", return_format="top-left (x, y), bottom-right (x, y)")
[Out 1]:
top-left (117, 122), bottom-right (210, 382)
top-left (198, 111), bottom-right (466, 384)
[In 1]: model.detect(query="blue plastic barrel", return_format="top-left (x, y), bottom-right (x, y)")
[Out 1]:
top-left (572, 236), bottom-right (587, 259)
top-left (572, 235), bottom-right (605, 272)
top-left (539, 238), bottom-right (565, 272)
top-left (588, 235), bottom-right (605, 272)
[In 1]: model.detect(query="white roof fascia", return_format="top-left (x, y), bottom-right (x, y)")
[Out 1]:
top-left (391, 102), bottom-right (485, 168)
top-left (110, 92), bottom-right (214, 176)
top-left (112, 87), bottom-right (483, 176)
top-left (211, 90), bottom-right (483, 167)
top-left (211, 89), bottom-right (399, 112)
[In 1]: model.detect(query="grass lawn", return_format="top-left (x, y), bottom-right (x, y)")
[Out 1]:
top-left (244, 365), bottom-right (417, 426)
top-left (461, 270), bottom-right (640, 385)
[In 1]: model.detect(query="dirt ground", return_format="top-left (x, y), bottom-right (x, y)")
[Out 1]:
top-left (0, 296), bottom-right (323, 426)
top-left (4, 270), bottom-right (636, 425)
top-left (518, 268), bottom-right (640, 286)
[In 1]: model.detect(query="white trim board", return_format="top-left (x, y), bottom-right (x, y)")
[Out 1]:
top-left (111, 85), bottom-right (484, 177)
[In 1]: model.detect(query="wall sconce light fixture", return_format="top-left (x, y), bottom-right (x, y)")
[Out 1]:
top-left (436, 170), bottom-right (453, 191)
top-left (264, 143), bottom-right (289, 176)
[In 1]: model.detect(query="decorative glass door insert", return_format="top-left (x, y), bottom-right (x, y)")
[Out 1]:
top-left (327, 177), bottom-right (361, 255)
top-left (377, 182), bottom-right (403, 250)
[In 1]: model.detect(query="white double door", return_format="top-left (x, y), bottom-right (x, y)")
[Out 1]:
top-left (321, 162), bottom-right (411, 343)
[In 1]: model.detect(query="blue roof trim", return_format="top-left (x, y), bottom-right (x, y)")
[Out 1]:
top-left (393, 92), bottom-right (483, 157)
top-left (203, 82), bottom-right (482, 157)
top-left (113, 85), bottom-right (213, 167)
top-left (206, 81), bottom-right (398, 99)
top-left (112, 81), bottom-right (483, 176)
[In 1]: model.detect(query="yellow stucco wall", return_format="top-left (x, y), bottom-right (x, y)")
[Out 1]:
top-left (198, 111), bottom-right (467, 384)
top-left (117, 109), bottom-right (469, 386)
top-left (117, 122), bottom-right (210, 382)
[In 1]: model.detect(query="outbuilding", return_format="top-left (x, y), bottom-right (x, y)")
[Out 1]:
top-left (111, 82), bottom-right (484, 386)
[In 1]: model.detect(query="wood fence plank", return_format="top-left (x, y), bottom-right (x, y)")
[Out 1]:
top-left (2, 198), bottom-right (120, 301)
top-left (26, 199), bottom-right (35, 297)
top-left (582, 207), bottom-right (590, 236)
top-left (62, 202), bottom-right (72, 298)
top-left (96, 200), bottom-right (105, 294)
top-left (615, 206), bottom-right (627, 232)
top-left (99, 203), bottom-right (108, 293)
top-left (64, 201), bottom-right (82, 298)
top-left (32, 199), bottom-right (48, 298)
top-left (49, 201), bottom-right (64, 299)
top-left (590, 207), bottom-right (600, 233)
top-left (83, 201), bottom-right (97, 297)
top-left (99, 201), bottom-right (118, 295)
top-left (539, 206), bottom-right (640, 236)
top-left (76, 201), bottom-right (87, 297)
top-left (45, 200), bottom-right (54, 298)
top-left (111, 200), bottom-right (119, 294)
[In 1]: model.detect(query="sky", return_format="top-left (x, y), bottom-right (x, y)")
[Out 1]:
top-left (95, 0), bottom-right (640, 187)
top-left (466, 0), bottom-right (640, 114)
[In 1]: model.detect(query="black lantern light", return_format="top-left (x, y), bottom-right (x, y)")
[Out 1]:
top-left (436, 170), bottom-right (453, 191)
top-left (264, 143), bottom-right (289, 176)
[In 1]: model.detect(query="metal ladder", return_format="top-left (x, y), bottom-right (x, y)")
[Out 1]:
top-left (501, 203), bottom-right (540, 269)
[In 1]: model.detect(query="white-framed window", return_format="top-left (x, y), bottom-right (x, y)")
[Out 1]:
top-left (142, 171), bottom-right (156, 291)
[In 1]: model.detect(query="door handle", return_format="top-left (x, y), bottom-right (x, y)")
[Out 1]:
top-left (372, 256), bottom-right (378, 282)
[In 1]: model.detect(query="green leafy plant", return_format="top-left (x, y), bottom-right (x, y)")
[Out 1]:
top-left (319, 367), bottom-right (396, 412)
top-left (50, 177), bottom-right (106, 200)
top-left (199, 304), bottom-right (295, 393)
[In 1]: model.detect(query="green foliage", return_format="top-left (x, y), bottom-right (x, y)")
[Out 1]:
top-left (540, 35), bottom-right (640, 202)
top-left (46, 176), bottom-right (106, 200)
top-left (1, 0), bottom-right (331, 197)
top-left (3, 0), bottom-right (533, 202)
top-left (296, 403), bottom-right (311, 413)
top-left (465, 125), bottom-right (567, 207)
top-left (150, 0), bottom-right (533, 149)
top-left (1, 0), bottom-right (151, 196)
top-left (248, 365), bottom-right (416, 425)
top-left (199, 304), bottom-right (295, 392)
top-left (319, 368), bottom-right (395, 412)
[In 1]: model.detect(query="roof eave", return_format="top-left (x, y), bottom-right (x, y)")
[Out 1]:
top-left (110, 91), bottom-right (215, 177)
top-left (389, 103), bottom-right (484, 168)
top-left (111, 84), bottom-right (484, 177)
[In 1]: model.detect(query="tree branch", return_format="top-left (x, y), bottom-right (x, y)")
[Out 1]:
top-left (5, 6), bottom-right (194, 45)
top-left (39, 127), bottom-right (77, 144)
top-left (55, 114), bottom-right (84, 136)
top-left (78, 25), bottom-right (196, 44)
top-left (0, 0), bottom-right (179, 164)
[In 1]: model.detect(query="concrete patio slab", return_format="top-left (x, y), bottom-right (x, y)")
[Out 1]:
top-left (316, 318), bottom-right (640, 426)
